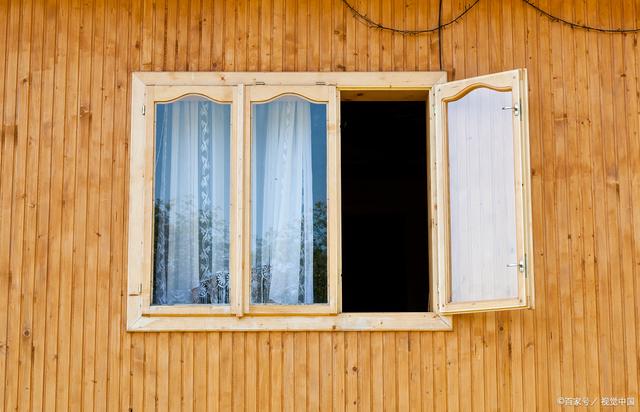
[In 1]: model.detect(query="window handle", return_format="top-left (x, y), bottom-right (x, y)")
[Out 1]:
top-left (506, 260), bottom-right (525, 272)
top-left (501, 103), bottom-right (520, 116)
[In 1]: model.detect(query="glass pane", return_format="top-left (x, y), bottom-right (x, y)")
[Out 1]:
top-left (447, 87), bottom-right (518, 303)
top-left (251, 95), bottom-right (328, 305)
top-left (153, 96), bottom-right (231, 305)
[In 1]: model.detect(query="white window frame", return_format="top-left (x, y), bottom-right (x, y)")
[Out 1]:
top-left (127, 71), bottom-right (533, 332)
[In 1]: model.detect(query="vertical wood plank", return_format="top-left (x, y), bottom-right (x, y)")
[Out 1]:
top-left (332, 332), bottom-right (345, 412)
top-left (143, 334), bottom-right (157, 412)
top-left (408, 332), bottom-right (421, 412)
top-left (283, 332), bottom-right (295, 412)
top-left (370, 332), bottom-right (383, 412)
top-left (308, 332), bottom-right (320, 412)
top-left (294, 333), bottom-right (307, 412)
top-left (194, 334), bottom-right (208, 412)
top-left (0, 0), bottom-right (21, 407)
top-left (207, 333), bottom-right (220, 412)
top-left (257, 333), bottom-right (271, 412)
top-left (168, 333), bottom-right (182, 411)
top-left (259, 0), bottom-right (272, 71)
top-left (245, 332), bottom-right (258, 412)
top-left (396, 332), bottom-right (410, 412)
top-left (345, 332), bottom-right (357, 412)
top-left (270, 332), bottom-right (283, 412)
top-left (66, 0), bottom-right (92, 410)
top-left (42, 0), bottom-right (71, 409)
top-left (319, 332), bottom-right (333, 411)
top-left (27, 0), bottom-right (55, 410)
top-left (421, 332), bottom-right (434, 412)
top-left (220, 332), bottom-right (233, 412)
top-left (17, 0), bottom-right (43, 409)
top-left (94, 1), bottom-right (117, 410)
top-left (157, 334), bottom-right (169, 412)
top-left (357, 332), bottom-right (371, 412)
top-left (232, 333), bottom-right (245, 412)
top-left (382, 332), bottom-right (396, 412)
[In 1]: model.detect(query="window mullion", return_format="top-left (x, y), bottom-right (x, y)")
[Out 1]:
top-left (232, 84), bottom-right (246, 317)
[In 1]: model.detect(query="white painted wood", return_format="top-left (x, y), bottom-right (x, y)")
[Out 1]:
top-left (448, 87), bottom-right (517, 302)
top-left (435, 69), bottom-right (533, 314)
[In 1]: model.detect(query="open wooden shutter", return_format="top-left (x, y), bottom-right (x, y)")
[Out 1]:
top-left (434, 69), bottom-right (534, 314)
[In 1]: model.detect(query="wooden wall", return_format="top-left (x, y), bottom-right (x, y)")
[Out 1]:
top-left (1, 0), bottom-right (639, 410)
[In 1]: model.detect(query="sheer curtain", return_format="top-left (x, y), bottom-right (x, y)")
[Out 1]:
top-left (153, 97), bottom-right (231, 305)
top-left (251, 97), bottom-right (315, 304)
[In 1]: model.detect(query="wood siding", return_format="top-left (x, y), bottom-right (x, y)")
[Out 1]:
top-left (0, 0), bottom-right (638, 410)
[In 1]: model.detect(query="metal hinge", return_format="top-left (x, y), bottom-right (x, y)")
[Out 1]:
top-left (141, 105), bottom-right (146, 116)
top-left (128, 283), bottom-right (143, 297)
top-left (519, 100), bottom-right (524, 119)
top-left (255, 81), bottom-right (266, 85)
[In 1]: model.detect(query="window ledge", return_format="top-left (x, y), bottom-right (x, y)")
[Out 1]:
top-left (127, 312), bottom-right (453, 332)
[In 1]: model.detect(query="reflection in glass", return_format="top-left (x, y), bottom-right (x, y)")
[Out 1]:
top-left (251, 96), bottom-right (328, 305)
top-left (447, 87), bottom-right (518, 303)
top-left (153, 96), bottom-right (231, 305)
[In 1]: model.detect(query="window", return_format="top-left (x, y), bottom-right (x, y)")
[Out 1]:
top-left (244, 85), bottom-right (339, 315)
top-left (340, 97), bottom-right (429, 312)
top-left (434, 70), bottom-right (535, 314)
top-left (127, 71), bottom-right (533, 331)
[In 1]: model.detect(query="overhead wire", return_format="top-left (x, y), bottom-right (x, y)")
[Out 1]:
top-left (341, 0), bottom-right (640, 38)
top-left (340, 0), bottom-right (480, 35)
top-left (521, 0), bottom-right (640, 33)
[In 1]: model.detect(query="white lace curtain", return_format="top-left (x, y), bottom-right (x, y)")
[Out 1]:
top-left (153, 97), bottom-right (231, 305)
top-left (251, 96), bottom-right (315, 305)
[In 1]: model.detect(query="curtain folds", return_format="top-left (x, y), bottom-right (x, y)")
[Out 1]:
top-left (153, 98), bottom-right (231, 305)
top-left (251, 97), bottom-right (315, 305)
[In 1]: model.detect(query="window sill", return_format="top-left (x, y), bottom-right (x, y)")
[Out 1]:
top-left (127, 312), bottom-right (453, 332)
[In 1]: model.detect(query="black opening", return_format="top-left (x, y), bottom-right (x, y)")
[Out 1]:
top-left (341, 100), bottom-right (429, 312)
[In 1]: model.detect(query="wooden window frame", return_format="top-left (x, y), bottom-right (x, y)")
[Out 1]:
top-left (128, 71), bottom-right (530, 332)
top-left (434, 69), bottom-right (535, 314)
top-left (127, 81), bottom-right (244, 325)
top-left (243, 85), bottom-right (340, 315)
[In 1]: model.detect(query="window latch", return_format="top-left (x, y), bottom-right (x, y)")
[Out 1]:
top-left (506, 259), bottom-right (526, 273)
top-left (501, 103), bottom-right (520, 116)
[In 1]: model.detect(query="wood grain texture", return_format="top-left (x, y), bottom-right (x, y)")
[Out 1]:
top-left (1, 0), bottom-right (639, 410)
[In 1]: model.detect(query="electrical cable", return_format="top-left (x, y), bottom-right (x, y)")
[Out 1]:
top-left (521, 0), bottom-right (640, 33)
top-left (341, 0), bottom-right (640, 35)
top-left (341, 0), bottom-right (480, 35)
top-left (438, 0), bottom-right (444, 69)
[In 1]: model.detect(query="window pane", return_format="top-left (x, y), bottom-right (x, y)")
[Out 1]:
top-left (251, 96), bottom-right (328, 305)
top-left (153, 96), bottom-right (231, 305)
top-left (447, 87), bottom-right (518, 303)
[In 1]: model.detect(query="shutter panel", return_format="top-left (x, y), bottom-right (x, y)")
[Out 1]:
top-left (434, 69), bottom-right (534, 314)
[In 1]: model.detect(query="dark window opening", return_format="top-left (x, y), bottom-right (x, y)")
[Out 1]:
top-left (341, 100), bottom-right (429, 312)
